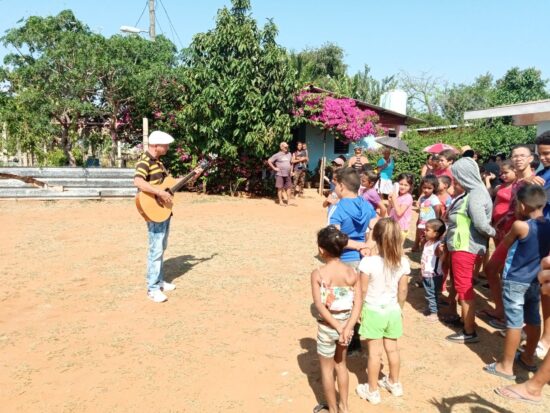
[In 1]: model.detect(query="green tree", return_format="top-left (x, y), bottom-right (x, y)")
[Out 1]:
top-left (493, 67), bottom-right (549, 106)
top-left (399, 71), bottom-right (446, 118)
top-left (94, 34), bottom-right (180, 164)
top-left (2, 11), bottom-right (102, 165)
top-left (349, 65), bottom-right (398, 105)
top-left (290, 42), bottom-right (347, 88)
top-left (176, 0), bottom-right (297, 158)
top-left (317, 65), bottom-right (398, 106)
top-left (439, 73), bottom-right (493, 124)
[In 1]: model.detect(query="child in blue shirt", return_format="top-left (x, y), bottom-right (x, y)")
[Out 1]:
top-left (329, 168), bottom-right (377, 267)
top-left (329, 167), bottom-right (377, 355)
top-left (483, 184), bottom-right (550, 380)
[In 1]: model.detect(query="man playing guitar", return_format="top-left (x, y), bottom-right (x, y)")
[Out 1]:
top-left (134, 131), bottom-right (202, 303)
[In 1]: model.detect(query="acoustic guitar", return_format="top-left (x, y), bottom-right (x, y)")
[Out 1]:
top-left (135, 157), bottom-right (215, 223)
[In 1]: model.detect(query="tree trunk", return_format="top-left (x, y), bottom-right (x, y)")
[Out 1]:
top-left (109, 118), bottom-right (118, 167)
top-left (61, 125), bottom-right (76, 167)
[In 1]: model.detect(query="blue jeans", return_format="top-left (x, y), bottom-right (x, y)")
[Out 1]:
top-left (146, 218), bottom-right (171, 292)
top-left (502, 280), bottom-right (541, 329)
top-left (423, 276), bottom-right (443, 314)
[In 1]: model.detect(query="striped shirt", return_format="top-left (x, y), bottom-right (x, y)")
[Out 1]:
top-left (134, 152), bottom-right (168, 185)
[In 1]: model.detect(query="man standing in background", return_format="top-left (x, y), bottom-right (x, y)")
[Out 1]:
top-left (268, 142), bottom-right (293, 206)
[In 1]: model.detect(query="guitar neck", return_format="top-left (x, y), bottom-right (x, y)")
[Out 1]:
top-left (169, 161), bottom-right (210, 193)
top-left (169, 171), bottom-right (198, 193)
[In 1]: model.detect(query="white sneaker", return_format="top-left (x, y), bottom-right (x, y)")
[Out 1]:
top-left (378, 376), bottom-right (403, 397)
top-left (535, 340), bottom-right (549, 359)
top-left (161, 281), bottom-right (176, 292)
top-left (147, 290), bottom-right (167, 303)
top-left (356, 383), bottom-right (381, 405)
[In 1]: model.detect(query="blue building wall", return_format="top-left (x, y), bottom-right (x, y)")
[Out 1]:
top-left (304, 125), bottom-right (362, 172)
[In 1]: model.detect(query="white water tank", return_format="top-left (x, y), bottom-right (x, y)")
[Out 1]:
top-left (379, 90), bottom-right (407, 115)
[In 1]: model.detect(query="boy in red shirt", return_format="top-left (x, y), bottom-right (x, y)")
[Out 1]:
top-left (434, 149), bottom-right (456, 196)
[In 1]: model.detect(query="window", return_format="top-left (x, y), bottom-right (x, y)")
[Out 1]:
top-left (334, 139), bottom-right (349, 154)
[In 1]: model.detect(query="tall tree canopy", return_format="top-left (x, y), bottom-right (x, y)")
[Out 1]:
top-left (2, 11), bottom-right (100, 165)
top-left (493, 67), bottom-right (548, 106)
top-left (290, 42), bottom-right (347, 88)
top-left (175, 0), bottom-right (297, 158)
top-left (1, 10), bottom-right (181, 165)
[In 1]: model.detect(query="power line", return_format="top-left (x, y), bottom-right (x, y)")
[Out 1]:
top-left (134, 0), bottom-right (148, 28)
top-left (158, 0), bottom-right (184, 49)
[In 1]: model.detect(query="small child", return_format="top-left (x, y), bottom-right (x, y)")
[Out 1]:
top-left (388, 173), bottom-right (414, 242)
top-left (360, 171), bottom-right (388, 217)
top-left (420, 219), bottom-right (446, 322)
top-left (491, 160), bottom-right (517, 246)
top-left (311, 225), bottom-right (362, 413)
top-left (356, 218), bottom-right (410, 405)
top-left (483, 185), bottom-right (550, 380)
top-left (437, 175), bottom-right (452, 219)
top-left (322, 160), bottom-right (345, 216)
top-left (436, 175), bottom-right (452, 293)
top-left (434, 149), bottom-right (456, 196)
top-left (413, 175), bottom-right (441, 251)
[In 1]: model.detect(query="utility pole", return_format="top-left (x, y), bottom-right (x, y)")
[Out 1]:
top-left (149, 0), bottom-right (156, 41)
top-left (143, 118), bottom-right (149, 152)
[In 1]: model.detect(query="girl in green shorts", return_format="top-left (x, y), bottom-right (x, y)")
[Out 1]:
top-left (355, 218), bottom-right (410, 405)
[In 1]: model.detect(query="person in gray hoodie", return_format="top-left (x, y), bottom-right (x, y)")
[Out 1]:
top-left (444, 157), bottom-right (496, 343)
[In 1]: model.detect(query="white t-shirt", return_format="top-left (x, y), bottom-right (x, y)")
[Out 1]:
top-left (358, 256), bottom-right (410, 306)
top-left (421, 240), bottom-right (442, 278)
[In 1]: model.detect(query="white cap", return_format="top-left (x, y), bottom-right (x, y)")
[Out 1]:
top-left (148, 131), bottom-right (174, 145)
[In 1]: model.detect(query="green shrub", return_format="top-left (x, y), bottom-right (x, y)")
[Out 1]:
top-left (72, 147), bottom-right (84, 166)
top-left (43, 149), bottom-right (68, 166)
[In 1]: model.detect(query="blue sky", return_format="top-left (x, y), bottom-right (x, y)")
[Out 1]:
top-left (0, 0), bottom-right (548, 86)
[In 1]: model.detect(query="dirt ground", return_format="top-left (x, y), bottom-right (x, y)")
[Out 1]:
top-left (0, 190), bottom-right (548, 412)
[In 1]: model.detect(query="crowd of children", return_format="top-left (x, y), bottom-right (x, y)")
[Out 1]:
top-left (311, 131), bottom-right (550, 410)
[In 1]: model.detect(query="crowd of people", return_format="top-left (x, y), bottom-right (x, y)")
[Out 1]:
top-left (134, 130), bottom-right (550, 411)
top-left (310, 132), bottom-right (550, 412)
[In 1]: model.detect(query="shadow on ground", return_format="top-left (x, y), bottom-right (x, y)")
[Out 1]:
top-left (297, 337), bottom-right (325, 407)
top-left (429, 391), bottom-right (515, 413)
top-left (164, 253), bottom-right (218, 282)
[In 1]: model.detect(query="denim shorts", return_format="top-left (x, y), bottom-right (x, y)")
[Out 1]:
top-left (502, 280), bottom-right (541, 329)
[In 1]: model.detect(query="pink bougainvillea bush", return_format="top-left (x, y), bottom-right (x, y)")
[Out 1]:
top-left (293, 90), bottom-right (385, 143)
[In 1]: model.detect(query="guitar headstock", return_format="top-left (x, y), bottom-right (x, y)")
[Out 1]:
top-left (194, 154), bottom-right (218, 173)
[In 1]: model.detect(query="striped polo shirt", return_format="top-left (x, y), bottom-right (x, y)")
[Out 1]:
top-left (134, 152), bottom-right (168, 185)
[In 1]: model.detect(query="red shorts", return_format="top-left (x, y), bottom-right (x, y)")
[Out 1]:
top-left (450, 251), bottom-right (478, 301)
